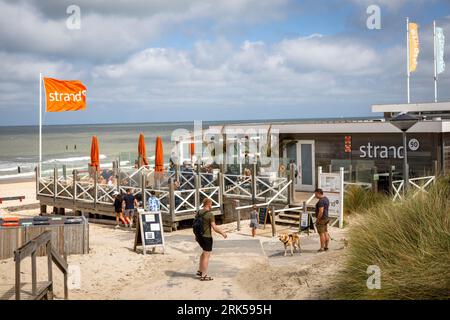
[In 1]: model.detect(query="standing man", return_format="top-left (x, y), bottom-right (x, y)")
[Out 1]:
top-left (314, 188), bottom-right (330, 252)
top-left (147, 191), bottom-right (161, 212)
top-left (194, 198), bottom-right (227, 281)
top-left (123, 189), bottom-right (138, 228)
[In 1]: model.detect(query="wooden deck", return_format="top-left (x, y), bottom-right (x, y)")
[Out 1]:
top-left (0, 281), bottom-right (53, 300)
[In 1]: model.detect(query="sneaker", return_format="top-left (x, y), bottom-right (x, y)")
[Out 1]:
top-left (115, 225), bottom-right (120, 229)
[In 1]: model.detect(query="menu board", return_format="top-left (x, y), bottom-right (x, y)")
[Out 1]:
top-left (134, 209), bottom-right (165, 254)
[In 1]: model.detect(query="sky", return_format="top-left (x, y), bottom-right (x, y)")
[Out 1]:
top-left (0, 0), bottom-right (450, 126)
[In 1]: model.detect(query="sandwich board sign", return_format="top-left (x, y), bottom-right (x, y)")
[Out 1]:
top-left (258, 207), bottom-right (272, 229)
top-left (318, 167), bottom-right (344, 228)
top-left (134, 209), bottom-right (165, 255)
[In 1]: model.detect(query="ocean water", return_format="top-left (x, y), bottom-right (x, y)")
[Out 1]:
top-left (0, 121), bottom-right (209, 180)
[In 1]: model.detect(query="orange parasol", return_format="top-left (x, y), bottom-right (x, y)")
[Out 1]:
top-left (138, 133), bottom-right (148, 166)
top-left (155, 136), bottom-right (164, 172)
top-left (190, 138), bottom-right (195, 160)
top-left (90, 136), bottom-right (100, 171)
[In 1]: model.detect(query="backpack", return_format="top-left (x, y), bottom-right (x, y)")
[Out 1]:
top-left (193, 210), bottom-right (205, 238)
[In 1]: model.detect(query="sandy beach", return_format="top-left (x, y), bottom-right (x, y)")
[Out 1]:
top-left (0, 180), bottom-right (347, 300)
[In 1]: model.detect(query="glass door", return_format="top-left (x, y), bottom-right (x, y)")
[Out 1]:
top-left (296, 140), bottom-right (315, 191)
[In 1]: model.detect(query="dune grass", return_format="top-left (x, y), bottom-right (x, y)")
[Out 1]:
top-left (344, 185), bottom-right (387, 215)
top-left (333, 178), bottom-right (450, 300)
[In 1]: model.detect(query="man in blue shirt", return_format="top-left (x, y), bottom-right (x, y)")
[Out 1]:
top-left (314, 188), bottom-right (330, 252)
top-left (147, 191), bottom-right (161, 212)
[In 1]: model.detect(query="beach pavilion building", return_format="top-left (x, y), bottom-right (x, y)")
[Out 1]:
top-left (211, 102), bottom-right (450, 192)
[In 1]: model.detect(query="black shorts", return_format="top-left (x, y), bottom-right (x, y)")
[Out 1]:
top-left (196, 236), bottom-right (213, 252)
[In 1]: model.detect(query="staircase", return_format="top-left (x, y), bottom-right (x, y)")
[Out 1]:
top-left (274, 201), bottom-right (316, 229)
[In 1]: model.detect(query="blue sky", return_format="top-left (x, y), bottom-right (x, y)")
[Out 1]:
top-left (0, 0), bottom-right (450, 125)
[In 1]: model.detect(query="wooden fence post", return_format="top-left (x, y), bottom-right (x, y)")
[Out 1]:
top-left (218, 172), bottom-right (224, 211)
top-left (73, 170), bottom-right (77, 205)
top-left (195, 173), bottom-right (200, 211)
top-left (15, 252), bottom-right (21, 300)
top-left (235, 200), bottom-right (240, 231)
top-left (169, 178), bottom-right (175, 226)
top-left (46, 240), bottom-right (53, 299)
top-left (270, 206), bottom-right (276, 237)
top-left (388, 165), bottom-right (394, 195)
top-left (53, 168), bottom-right (57, 203)
top-left (94, 171), bottom-right (98, 209)
top-left (141, 173), bottom-right (146, 210)
top-left (251, 163), bottom-right (257, 204)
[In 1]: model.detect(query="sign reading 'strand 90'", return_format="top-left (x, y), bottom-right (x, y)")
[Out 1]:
top-left (358, 139), bottom-right (420, 159)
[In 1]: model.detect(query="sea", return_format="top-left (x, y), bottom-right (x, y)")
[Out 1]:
top-left (0, 120), bottom-right (265, 181)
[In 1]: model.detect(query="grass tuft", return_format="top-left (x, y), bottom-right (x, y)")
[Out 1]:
top-left (333, 179), bottom-right (450, 300)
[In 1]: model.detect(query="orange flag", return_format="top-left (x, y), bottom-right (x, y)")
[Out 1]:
top-left (409, 23), bottom-right (420, 73)
top-left (43, 77), bottom-right (87, 112)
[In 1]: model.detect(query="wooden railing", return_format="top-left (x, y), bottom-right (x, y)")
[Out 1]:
top-left (14, 231), bottom-right (68, 300)
top-left (37, 165), bottom-right (292, 219)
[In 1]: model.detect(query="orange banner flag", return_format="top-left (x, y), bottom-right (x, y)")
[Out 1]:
top-left (43, 77), bottom-right (87, 112)
top-left (409, 22), bottom-right (420, 73)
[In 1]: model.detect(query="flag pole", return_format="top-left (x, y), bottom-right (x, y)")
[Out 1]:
top-left (434, 20), bottom-right (438, 103)
top-left (406, 17), bottom-right (410, 104)
top-left (39, 72), bottom-right (42, 177)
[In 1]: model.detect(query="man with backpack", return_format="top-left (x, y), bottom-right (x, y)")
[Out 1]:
top-left (193, 198), bottom-right (227, 281)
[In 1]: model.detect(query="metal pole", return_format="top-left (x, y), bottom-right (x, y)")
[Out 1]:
top-left (434, 20), bottom-right (438, 103)
top-left (406, 17), bottom-right (411, 104)
top-left (39, 72), bottom-right (42, 177)
top-left (403, 131), bottom-right (409, 193)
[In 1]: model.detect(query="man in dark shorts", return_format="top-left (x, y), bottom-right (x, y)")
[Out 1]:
top-left (122, 189), bottom-right (138, 228)
top-left (314, 188), bottom-right (330, 252)
top-left (196, 198), bottom-right (227, 281)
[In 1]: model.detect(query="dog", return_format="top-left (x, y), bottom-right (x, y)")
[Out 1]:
top-left (278, 233), bottom-right (301, 256)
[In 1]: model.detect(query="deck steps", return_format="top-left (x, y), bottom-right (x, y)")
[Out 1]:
top-left (0, 281), bottom-right (53, 300)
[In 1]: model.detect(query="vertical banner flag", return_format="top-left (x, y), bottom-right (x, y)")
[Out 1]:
top-left (43, 77), bottom-right (87, 112)
top-left (436, 27), bottom-right (446, 74)
top-left (409, 22), bottom-right (420, 72)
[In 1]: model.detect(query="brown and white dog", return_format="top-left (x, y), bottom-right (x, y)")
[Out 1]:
top-left (278, 233), bottom-right (301, 256)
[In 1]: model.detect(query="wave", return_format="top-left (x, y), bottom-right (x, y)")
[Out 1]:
top-left (43, 154), bottom-right (107, 164)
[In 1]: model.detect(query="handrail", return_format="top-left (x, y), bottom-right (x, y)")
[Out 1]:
top-left (274, 206), bottom-right (304, 213)
top-left (14, 231), bottom-right (68, 300)
top-left (235, 180), bottom-right (292, 210)
top-left (266, 180), bottom-right (291, 205)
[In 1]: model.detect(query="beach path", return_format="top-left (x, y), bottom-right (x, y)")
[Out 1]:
top-left (0, 219), bottom-right (347, 300)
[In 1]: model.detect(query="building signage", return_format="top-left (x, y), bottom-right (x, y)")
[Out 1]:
top-left (358, 139), bottom-right (420, 159)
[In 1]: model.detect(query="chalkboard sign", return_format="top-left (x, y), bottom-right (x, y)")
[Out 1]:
top-left (258, 207), bottom-right (271, 229)
top-left (134, 209), bottom-right (165, 255)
